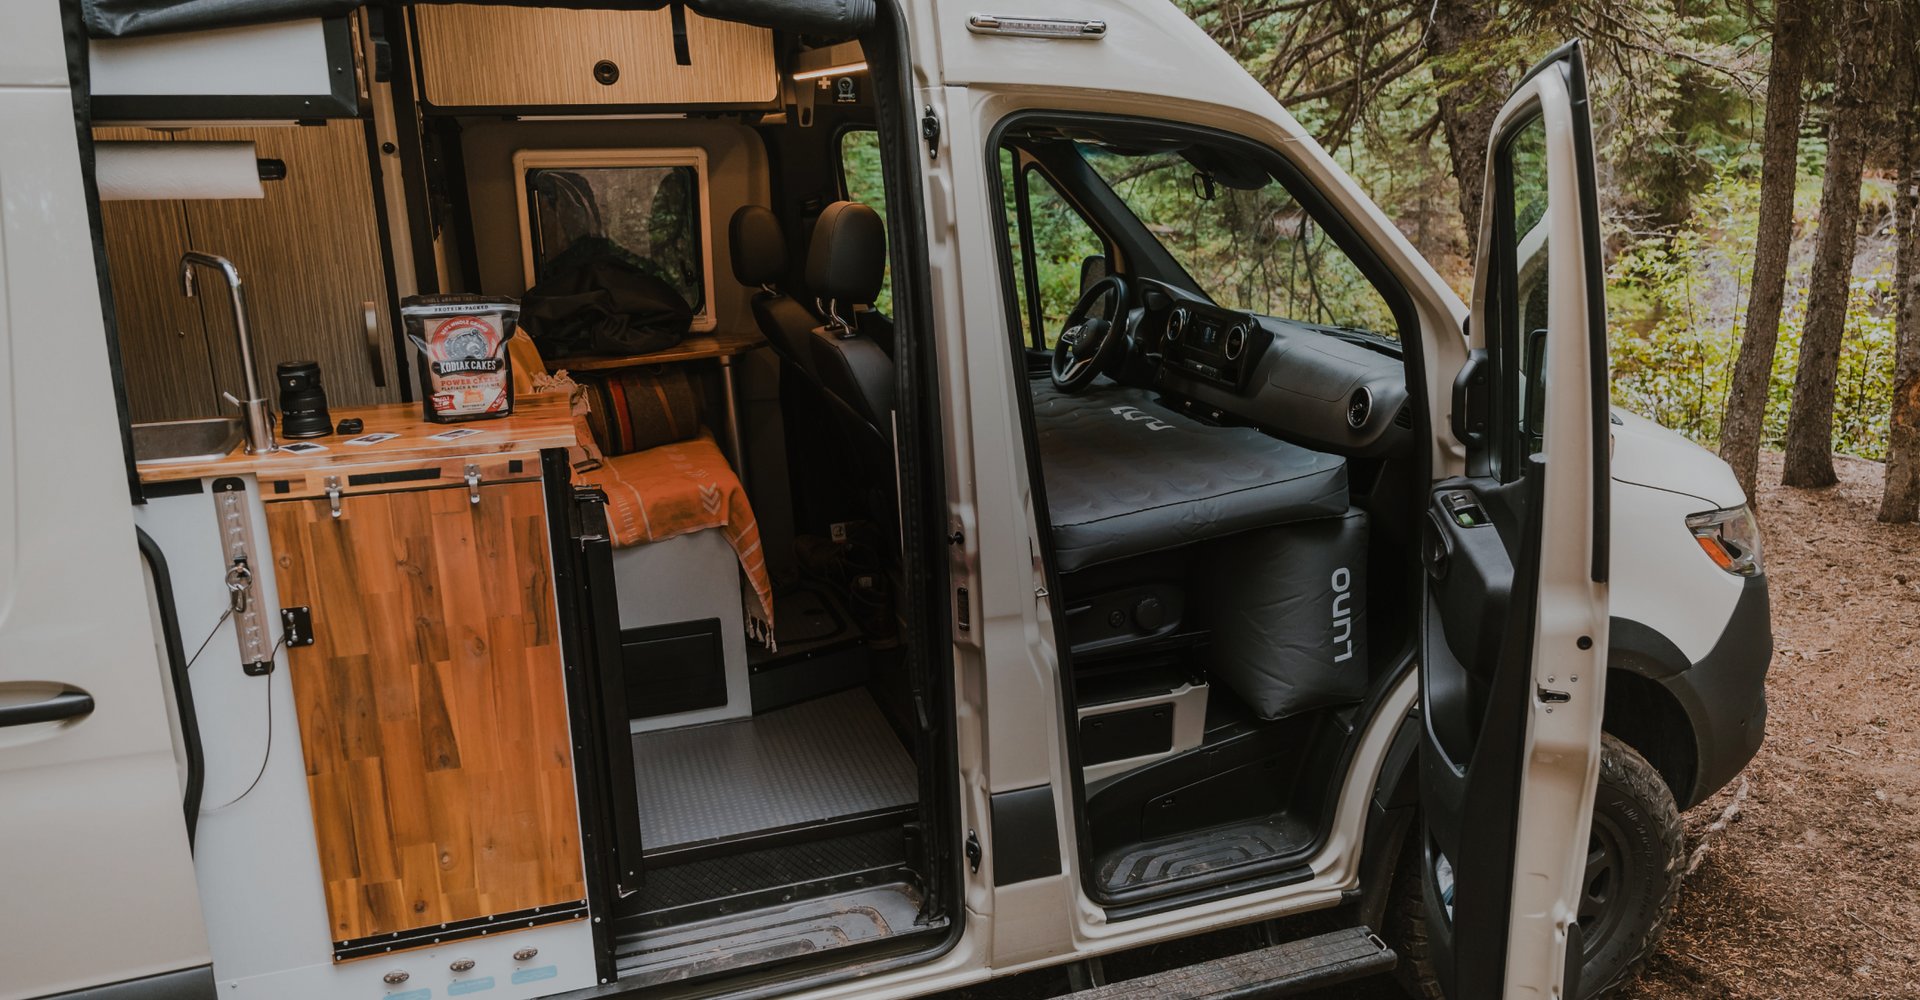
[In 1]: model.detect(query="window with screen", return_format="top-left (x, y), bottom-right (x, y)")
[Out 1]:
top-left (515, 149), bottom-right (714, 329)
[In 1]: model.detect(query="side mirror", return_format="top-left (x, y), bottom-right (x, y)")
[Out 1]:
top-left (1078, 255), bottom-right (1109, 299)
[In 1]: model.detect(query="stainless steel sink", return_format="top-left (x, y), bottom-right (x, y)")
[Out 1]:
top-left (132, 417), bottom-right (245, 465)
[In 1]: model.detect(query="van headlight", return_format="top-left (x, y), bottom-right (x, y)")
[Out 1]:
top-left (1686, 506), bottom-right (1763, 577)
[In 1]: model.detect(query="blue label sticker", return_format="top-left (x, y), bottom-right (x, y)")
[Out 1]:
top-left (446, 977), bottom-right (495, 995)
top-left (510, 966), bottom-right (558, 985)
top-left (387, 990), bottom-right (431, 1000)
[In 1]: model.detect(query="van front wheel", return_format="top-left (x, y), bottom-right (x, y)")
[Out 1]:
top-left (1383, 733), bottom-right (1685, 999)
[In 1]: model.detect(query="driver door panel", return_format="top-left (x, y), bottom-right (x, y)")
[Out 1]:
top-left (1415, 43), bottom-right (1611, 1000)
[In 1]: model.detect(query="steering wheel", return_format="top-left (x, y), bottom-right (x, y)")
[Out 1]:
top-left (1051, 274), bottom-right (1132, 393)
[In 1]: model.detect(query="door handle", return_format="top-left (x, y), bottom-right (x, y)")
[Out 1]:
top-left (0, 691), bottom-right (94, 728)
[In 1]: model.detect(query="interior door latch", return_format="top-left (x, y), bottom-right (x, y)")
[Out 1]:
top-left (964, 830), bottom-right (981, 874)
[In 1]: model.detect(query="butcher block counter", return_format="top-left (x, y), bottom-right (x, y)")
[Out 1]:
top-left (135, 393), bottom-right (576, 484)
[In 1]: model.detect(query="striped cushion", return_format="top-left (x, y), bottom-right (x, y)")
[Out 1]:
top-left (580, 365), bottom-right (706, 457)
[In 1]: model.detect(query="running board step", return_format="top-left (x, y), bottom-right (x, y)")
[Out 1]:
top-left (1072, 927), bottom-right (1394, 1000)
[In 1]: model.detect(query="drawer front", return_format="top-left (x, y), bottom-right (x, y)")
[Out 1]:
top-left (265, 478), bottom-right (584, 954)
top-left (259, 452), bottom-right (540, 502)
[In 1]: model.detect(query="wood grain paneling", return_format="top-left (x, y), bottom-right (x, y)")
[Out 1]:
top-left (98, 198), bottom-right (222, 421)
top-left (96, 122), bottom-right (398, 419)
top-left (266, 479), bottom-right (583, 945)
top-left (414, 5), bottom-right (777, 108)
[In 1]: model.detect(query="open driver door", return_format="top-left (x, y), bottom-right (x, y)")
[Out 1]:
top-left (1417, 42), bottom-right (1611, 1000)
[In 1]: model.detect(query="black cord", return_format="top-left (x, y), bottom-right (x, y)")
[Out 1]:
top-left (185, 606), bottom-right (234, 670)
top-left (203, 632), bottom-right (286, 813)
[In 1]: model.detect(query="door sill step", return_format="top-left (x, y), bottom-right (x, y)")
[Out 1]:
top-left (615, 882), bottom-right (928, 988)
top-left (1070, 926), bottom-right (1394, 999)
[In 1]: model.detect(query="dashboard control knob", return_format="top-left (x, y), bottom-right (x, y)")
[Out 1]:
top-left (1133, 596), bottom-right (1166, 631)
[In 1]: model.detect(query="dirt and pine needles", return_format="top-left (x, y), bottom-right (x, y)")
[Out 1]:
top-left (1617, 452), bottom-right (1920, 998)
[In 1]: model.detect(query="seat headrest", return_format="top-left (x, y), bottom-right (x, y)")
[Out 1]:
top-left (729, 205), bottom-right (787, 288)
top-left (805, 201), bottom-right (887, 307)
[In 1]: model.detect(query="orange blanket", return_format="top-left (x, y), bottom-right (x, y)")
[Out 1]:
top-left (580, 430), bottom-right (774, 644)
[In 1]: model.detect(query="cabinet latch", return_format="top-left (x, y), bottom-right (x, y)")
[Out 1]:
top-left (465, 463), bottom-right (482, 504)
top-left (324, 475), bottom-right (343, 518)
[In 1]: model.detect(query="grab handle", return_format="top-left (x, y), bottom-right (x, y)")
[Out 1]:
top-left (0, 691), bottom-right (94, 728)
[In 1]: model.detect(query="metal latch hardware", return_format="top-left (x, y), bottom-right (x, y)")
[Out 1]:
top-left (966, 14), bottom-right (1107, 38)
top-left (465, 463), bottom-right (482, 504)
top-left (324, 475), bottom-right (343, 518)
top-left (964, 830), bottom-right (982, 874)
top-left (1537, 687), bottom-right (1571, 704)
top-left (280, 606), bottom-right (315, 648)
top-left (921, 105), bottom-right (941, 159)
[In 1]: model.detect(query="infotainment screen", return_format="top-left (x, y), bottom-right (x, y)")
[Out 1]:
top-left (1162, 303), bottom-right (1262, 392)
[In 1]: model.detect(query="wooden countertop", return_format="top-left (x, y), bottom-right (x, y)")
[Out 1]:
top-left (544, 327), bottom-right (768, 372)
top-left (136, 393), bottom-right (576, 483)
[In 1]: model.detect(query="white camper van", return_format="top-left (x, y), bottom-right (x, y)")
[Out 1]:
top-left (2, 2), bottom-right (1771, 1000)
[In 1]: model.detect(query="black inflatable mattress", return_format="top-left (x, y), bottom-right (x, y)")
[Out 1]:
top-left (1033, 379), bottom-right (1349, 572)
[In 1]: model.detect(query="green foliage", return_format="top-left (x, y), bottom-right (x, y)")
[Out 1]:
top-left (1001, 149), bottom-right (1108, 348)
top-left (1077, 147), bottom-right (1398, 336)
top-left (1607, 171), bottom-right (1896, 458)
top-left (838, 129), bottom-right (893, 316)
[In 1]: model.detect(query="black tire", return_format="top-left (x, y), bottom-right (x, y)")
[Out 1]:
top-left (1382, 733), bottom-right (1684, 999)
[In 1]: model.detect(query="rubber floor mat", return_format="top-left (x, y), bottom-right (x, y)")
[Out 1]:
top-left (615, 883), bottom-right (926, 987)
top-left (1097, 815), bottom-right (1314, 891)
top-left (632, 688), bottom-right (917, 852)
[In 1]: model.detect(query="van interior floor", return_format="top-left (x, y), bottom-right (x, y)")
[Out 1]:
top-left (613, 688), bottom-right (934, 985)
top-left (630, 687), bottom-right (916, 854)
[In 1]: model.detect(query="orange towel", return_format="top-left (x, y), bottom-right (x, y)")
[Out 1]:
top-left (581, 430), bottom-right (774, 644)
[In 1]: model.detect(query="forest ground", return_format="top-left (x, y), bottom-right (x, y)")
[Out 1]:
top-left (931, 451), bottom-right (1920, 1000)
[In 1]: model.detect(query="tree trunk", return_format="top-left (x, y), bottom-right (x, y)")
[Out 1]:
top-left (1720, 0), bottom-right (1809, 504)
top-left (1425, 0), bottom-right (1509, 260)
top-left (1880, 5), bottom-right (1920, 521)
top-left (1781, 0), bottom-right (1878, 488)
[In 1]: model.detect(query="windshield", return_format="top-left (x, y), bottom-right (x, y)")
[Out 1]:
top-left (1077, 143), bottom-right (1396, 338)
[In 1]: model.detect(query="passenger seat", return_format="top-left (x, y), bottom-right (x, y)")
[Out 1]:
top-left (728, 205), bottom-right (819, 377)
top-left (805, 202), bottom-right (896, 478)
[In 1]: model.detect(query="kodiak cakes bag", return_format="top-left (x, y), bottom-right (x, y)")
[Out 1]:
top-left (403, 294), bottom-right (519, 423)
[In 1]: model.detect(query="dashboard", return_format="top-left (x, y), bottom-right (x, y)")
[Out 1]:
top-left (1134, 279), bottom-right (1414, 458)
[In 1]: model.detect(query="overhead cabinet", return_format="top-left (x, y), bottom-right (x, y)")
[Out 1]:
top-left (89, 17), bottom-right (360, 120)
top-left (412, 5), bottom-right (778, 109)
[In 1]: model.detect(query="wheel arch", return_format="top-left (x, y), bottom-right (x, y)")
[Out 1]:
top-left (1601, 665), bottom-right (1698, 809)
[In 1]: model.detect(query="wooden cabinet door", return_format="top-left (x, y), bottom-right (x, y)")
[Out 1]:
top-left (265, 478), bottom-right (584, 951)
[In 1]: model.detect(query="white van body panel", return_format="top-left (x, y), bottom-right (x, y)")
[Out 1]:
top-left (1609, 478), bottom-right (1746, 661)
top-left (0, 2), bottom-right (212, 994)
top-left (1611, 407), bottom-right (1746, 509)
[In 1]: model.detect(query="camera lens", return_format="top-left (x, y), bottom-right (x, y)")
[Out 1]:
top-left (277, 360), bottom-right (333, 438)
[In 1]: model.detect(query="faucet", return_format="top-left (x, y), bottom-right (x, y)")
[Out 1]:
top-left (180, 252), bottom-right (276, 454)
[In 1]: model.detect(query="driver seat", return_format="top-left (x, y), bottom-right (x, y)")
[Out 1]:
top-left (805, 201), bottom-right (897, 500)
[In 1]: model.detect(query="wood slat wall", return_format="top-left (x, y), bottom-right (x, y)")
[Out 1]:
top-left (265, 479), bottom-right (583, 945)
top-left (100, 198), bottom-right (221, 420)
top-left (413, 5), bottom-right (777, 108)
top-left (97, 121), bottom-right (399, 422)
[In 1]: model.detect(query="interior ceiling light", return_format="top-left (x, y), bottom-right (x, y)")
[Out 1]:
top-left (791, 61), bottom-right (868, 81)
